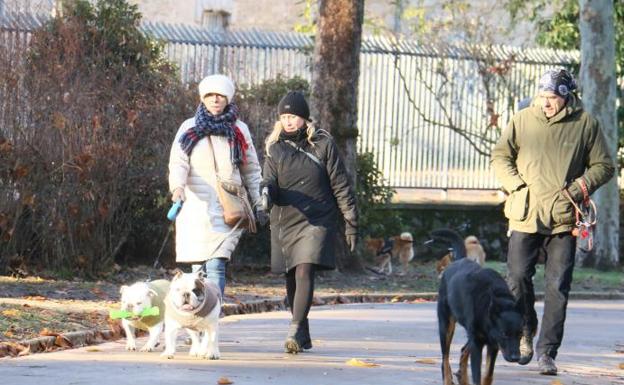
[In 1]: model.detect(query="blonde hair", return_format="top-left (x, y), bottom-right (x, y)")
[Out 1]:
top-left (265, 120), bottom-right (321, 156)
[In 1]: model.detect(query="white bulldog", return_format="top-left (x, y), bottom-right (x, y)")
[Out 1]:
top-left (119, 279), bottom-right (170, 352)
top-left (161, 269), bottom-right (222, 359)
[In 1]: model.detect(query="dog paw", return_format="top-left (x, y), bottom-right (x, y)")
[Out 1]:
top-left (160, 351), bottom-right (175, 359)
top-left (125, 344), bottom-right (137, 351)
top-left (139, 346), bottom-right (153, 352)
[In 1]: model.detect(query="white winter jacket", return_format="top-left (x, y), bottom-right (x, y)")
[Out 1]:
top-left (168, 117), bottom-right (262, 263)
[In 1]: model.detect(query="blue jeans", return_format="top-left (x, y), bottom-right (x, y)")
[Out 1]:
top-left (192, 258), bottom-right (227, 297)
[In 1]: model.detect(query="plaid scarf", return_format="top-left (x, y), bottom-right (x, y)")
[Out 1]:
top-left (179, 103), bottom-right (248, 166)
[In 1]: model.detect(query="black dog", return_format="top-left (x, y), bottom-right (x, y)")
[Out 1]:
top-left (437, 258), bottom-right (522, 385)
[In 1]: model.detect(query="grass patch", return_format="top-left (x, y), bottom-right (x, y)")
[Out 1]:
top-left (484, 261), bottom-right (623, 292)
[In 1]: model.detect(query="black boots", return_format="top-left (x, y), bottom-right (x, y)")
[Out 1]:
top-left (300, 318), bottom-right (312, 350)
top-left (284, 319), bottom-right (312, 353)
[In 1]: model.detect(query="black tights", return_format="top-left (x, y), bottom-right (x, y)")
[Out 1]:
top-left (285, 263), bottom-right (316, 323)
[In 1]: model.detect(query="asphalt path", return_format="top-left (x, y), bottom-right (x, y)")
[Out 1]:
top-left (1, 301), bottom-right (623, 385)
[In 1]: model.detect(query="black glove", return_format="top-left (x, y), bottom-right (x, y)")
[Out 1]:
top-left (345, 233), bottom-right (357, 252)
top-left (256, 209), bottom-right (269, 226)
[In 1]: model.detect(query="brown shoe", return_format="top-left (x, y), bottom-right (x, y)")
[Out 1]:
top-left (538, 354), bottom-right (557, 375)
top-left (518, 333), bottom-right (534, 365)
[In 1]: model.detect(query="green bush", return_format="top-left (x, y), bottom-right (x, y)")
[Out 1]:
top-left (356, 152), bottom-right (404, 239)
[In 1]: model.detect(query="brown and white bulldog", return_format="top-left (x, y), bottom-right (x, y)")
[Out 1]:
top-left (161, 270), bottom-right (221, 360)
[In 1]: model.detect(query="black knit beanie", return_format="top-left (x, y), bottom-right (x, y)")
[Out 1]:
top-left (277, 91), bottom-right (310, 121)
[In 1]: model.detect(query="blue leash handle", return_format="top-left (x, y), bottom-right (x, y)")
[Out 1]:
top-left (167, 200), bottom-right (183, 221)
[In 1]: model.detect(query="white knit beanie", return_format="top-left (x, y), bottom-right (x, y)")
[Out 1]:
top-left (198, 74), bottom-right (235, 102)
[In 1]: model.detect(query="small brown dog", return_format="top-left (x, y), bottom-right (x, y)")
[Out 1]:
top-left (464, 235), bottom-right (486, 266)
top-left (436, 235), bottom-right (486, 278)
top-left (435, 252), bottom-right (453, 279)
top-left (365, 232), bottom-right (414, 275)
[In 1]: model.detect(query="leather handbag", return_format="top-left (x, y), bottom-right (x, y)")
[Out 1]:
top-left (208, 137), bottom-right (257, 233)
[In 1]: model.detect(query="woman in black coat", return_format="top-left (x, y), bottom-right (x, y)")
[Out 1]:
top-left (262, 91), bottom-right (357, 353)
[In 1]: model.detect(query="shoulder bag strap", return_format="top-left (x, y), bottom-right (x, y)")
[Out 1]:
top-left (284, 140), bottom-right (323, 167)
top-left (206, 135), bottom-right (220, 175)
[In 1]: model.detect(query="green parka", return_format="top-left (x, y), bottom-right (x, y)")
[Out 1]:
top-left (491, 94), bottom-right (615, 235)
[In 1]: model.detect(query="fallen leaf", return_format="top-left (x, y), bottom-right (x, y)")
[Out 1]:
top-left (390, 296), bottom-right (401, 303)
top-left (1, 309), bottom-right (21, 317)
top-left (40, 328), bottom-right (61, 337)
top-left (24, 296), bottom-right (47, 301)
top-left (108, 319), bottom-right (123, 337)
top-left (85, 348), bottom-right (101, 352)
top-left (415, 358), bottom-right (437, 365)
top-left (550, 380), bottom-right (563, 385)
top-left (619, 363), bottom-right (624, 370)
top-left (0, 342), bottom-right (29, 357)
top-left (17, 345), bottom-right (31, 357)
top-left (54, 335), bottom-right (73, 348)
top-left (411, 298), bottom-right (430, 303)
top-left (345, 358), bottom-right (380, 367)
top-left (217, 377), bottom-right (233, 384)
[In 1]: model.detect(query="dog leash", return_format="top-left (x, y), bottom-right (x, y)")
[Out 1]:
top-left (153, 208), bottom-right (244, 270)
top-left (562, 179), bottom-right (596, 251)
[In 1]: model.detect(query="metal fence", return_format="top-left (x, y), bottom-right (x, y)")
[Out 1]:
top-left (1, 11), bottom-right (580, 190)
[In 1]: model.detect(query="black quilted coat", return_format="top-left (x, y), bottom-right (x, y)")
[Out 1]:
top-left (263, 128), bottom-right (357, 273)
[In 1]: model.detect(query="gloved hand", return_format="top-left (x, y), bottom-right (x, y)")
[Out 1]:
top-left (256, 209), bottom-right (269, 226)
top-left (345, 233), bottom-right (357, 253)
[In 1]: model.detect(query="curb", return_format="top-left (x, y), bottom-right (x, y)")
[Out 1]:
top-left (2, 291), bottom-right (622, 357)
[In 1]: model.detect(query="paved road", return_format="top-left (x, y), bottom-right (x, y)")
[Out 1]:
top-left (1, 301), bottom-right (623, 385)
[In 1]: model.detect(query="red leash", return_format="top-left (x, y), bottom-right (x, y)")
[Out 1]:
top-left (563, 179), bottom-right (596, 251)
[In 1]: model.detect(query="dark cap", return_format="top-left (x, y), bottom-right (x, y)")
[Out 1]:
top-left (538, 68), bottom-right (577, 98)
top-left (277, 91), bottom-right (310, 121)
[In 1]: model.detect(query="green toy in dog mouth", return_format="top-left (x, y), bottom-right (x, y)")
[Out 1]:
top-left (109, 306), bottom-right (159, 319)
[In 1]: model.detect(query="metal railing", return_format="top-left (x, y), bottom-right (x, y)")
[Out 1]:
top-left (1, 11), bottom-right (580, 190)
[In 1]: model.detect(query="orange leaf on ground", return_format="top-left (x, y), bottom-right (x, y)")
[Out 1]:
top-left (345, 358), bottom-right (380, 367)
top-left (86, 348), bottom-right (101, 352)
top-left (414, 358), bottom-right (437, 365)
top-left (618, 363), bottom-right (624, 370)
top-left (23, 296), bottom-right (47, 301)
top-left (54, 335), bottom-right (73, 348)
top-left (0, 342), bottom-right (30, 357)
top-left (108, 319), bottom-right (123, 337)
top-left (411, 298), bottom-right (431, 303)
top-left (39, 328), bottom-right (61, 337)
top-left (217, 377), bottom-right (233, 384)
top-left (550, 380), bottom-right (564, 385)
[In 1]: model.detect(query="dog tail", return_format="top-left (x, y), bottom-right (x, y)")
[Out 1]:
top-left (428, 228), bottom-right (466, 261)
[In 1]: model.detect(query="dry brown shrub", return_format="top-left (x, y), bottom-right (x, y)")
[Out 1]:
top-left (0, 0), bottom-right (194, 276)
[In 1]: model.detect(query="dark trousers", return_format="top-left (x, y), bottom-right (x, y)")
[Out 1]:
top-left (506, 231), bottom-right (576, 359)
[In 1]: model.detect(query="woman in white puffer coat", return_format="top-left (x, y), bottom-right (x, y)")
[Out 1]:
top-left (168, 74), bottom-right (262, 296)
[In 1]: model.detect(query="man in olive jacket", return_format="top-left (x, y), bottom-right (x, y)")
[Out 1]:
top-left (491, 69), bottom-right (615, 375)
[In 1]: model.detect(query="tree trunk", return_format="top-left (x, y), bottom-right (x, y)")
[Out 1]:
top-left (579, 0), bottom-right (619, 268)
top-left (311, 0), bottom-right (364, 271)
